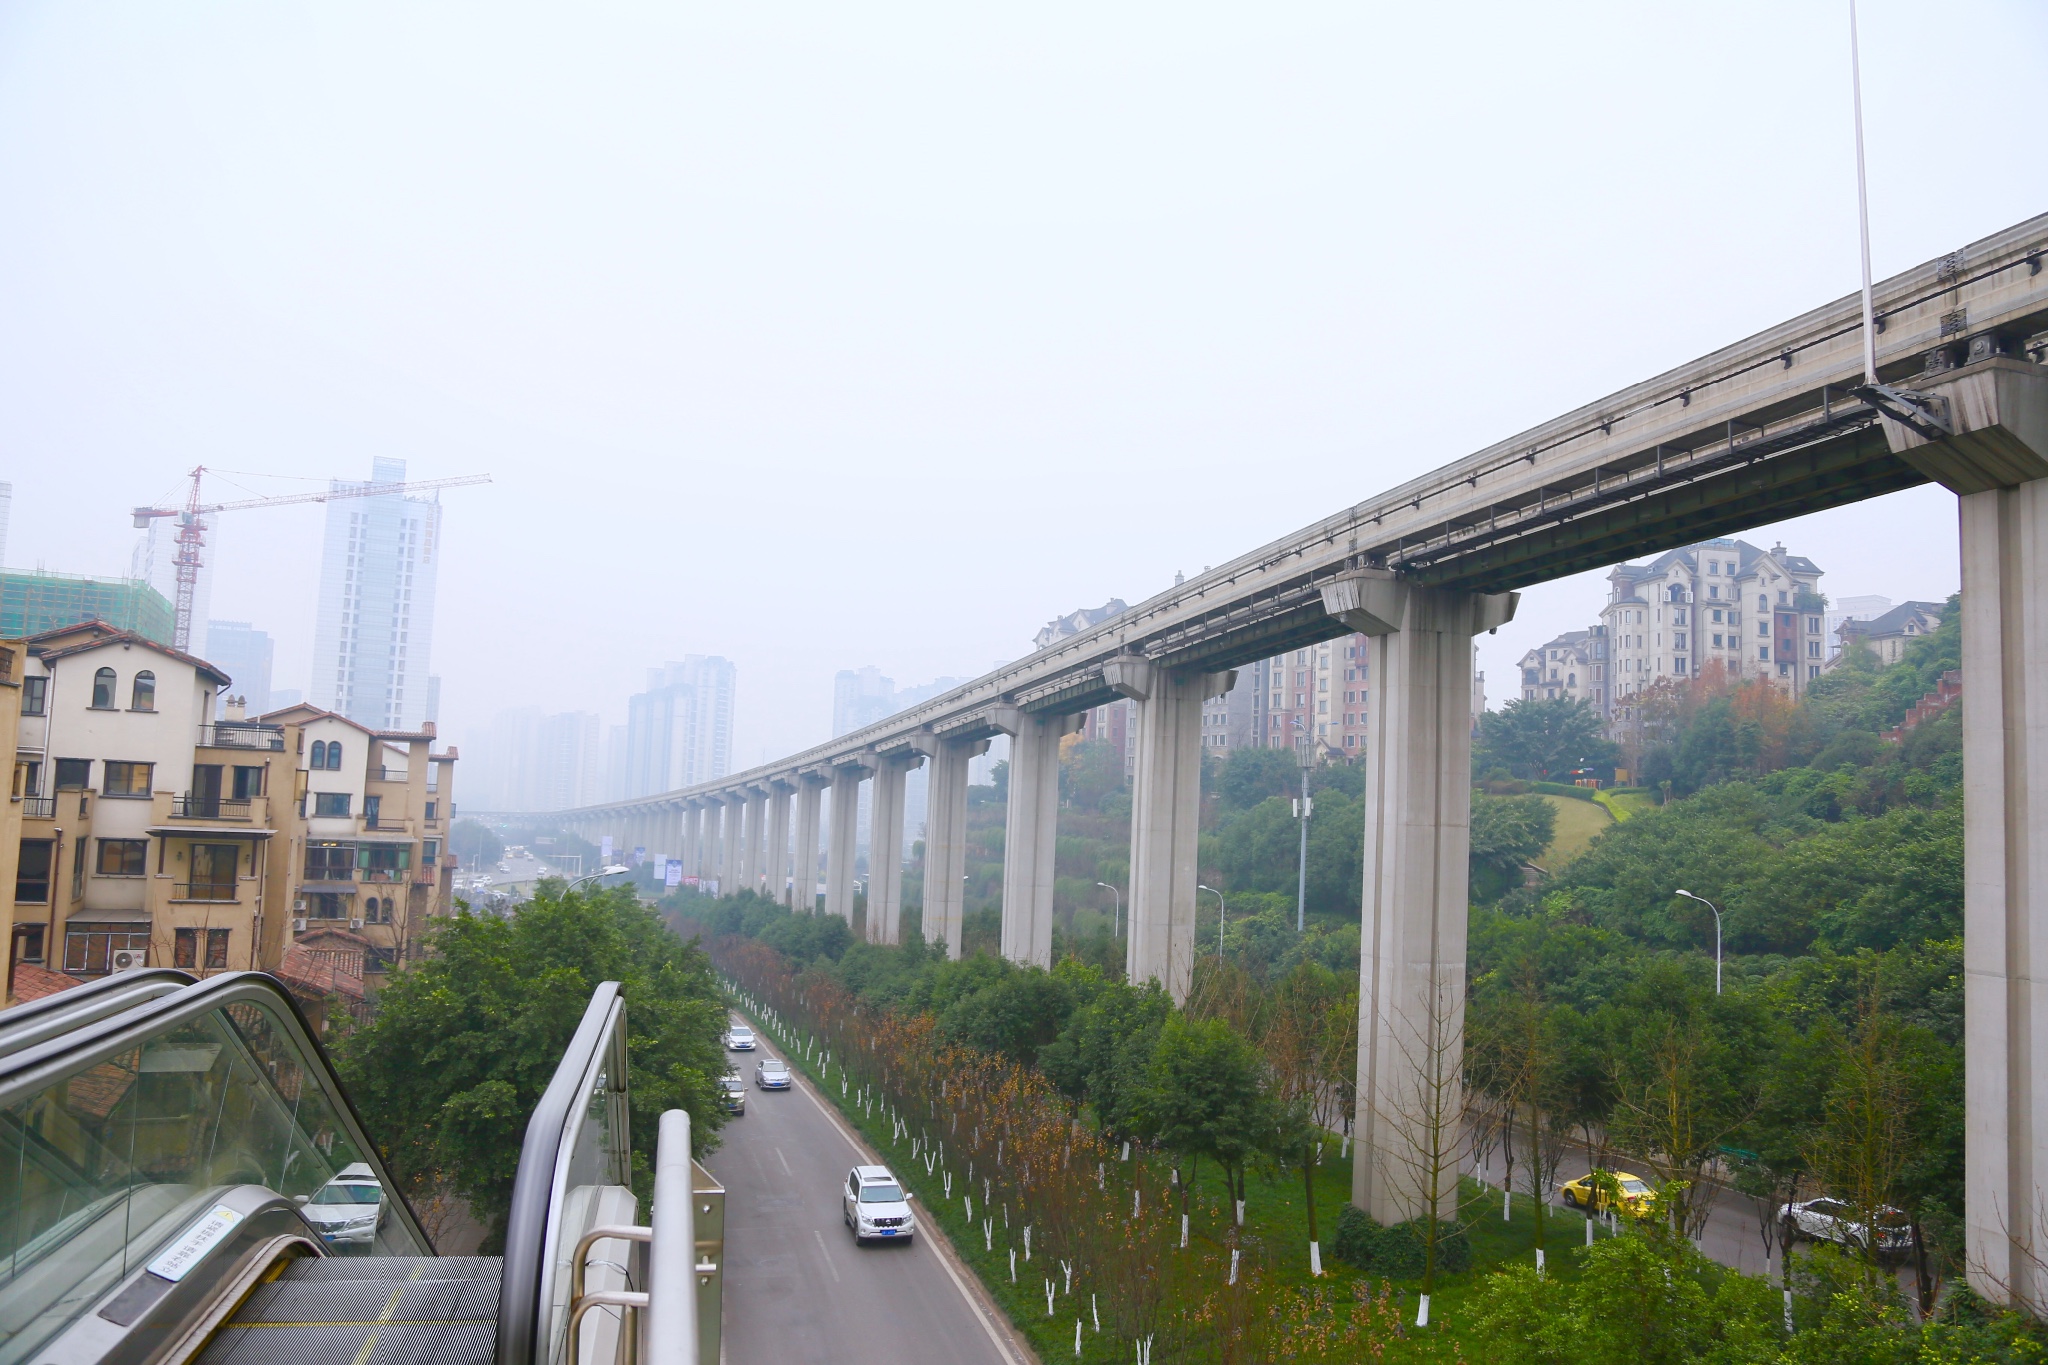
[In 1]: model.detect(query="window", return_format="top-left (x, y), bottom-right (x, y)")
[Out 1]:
top-left (232, 765), bottom-right (265, 799)
top-left (1708, 560), bottom-right (1719, 575)
top-left (364, 896), bottom-right (392, 924)
top-left (421, 839), bottom-right (439, 867)
top-left (1709, 585), bottom-right (1720, 599)
top-left (103, 761), bottom-right (153, 797)
top-left (16, 839), bottom-right (52, 904)
top-left (17, 759), bottom-right (41, 797)
top-left (1712, 609), bottom-right (1723, 623)
top-left (1674, 634), bottom-right (1687, 650)
top-left (361, 843), bottom-right (411, 881)
top-left (314, 792), bottom-right (351, 818)
top-left (364, 794), bottom-right (382, 826)
top-left (90, 667), bottom-right (116, 709)
top-left (1758, 622), bottom-right (1769, 637)
top-left (64, 927), bottom-right (150, 974)
top-left (173, 927), bottom-right (232, 970)
top-left (1759, 647), bottom-right (1770, 661)
top-left (424, 800), bottom-right (438, 821)
top-left (1808, 617), bottom-right (1822, 633)
top-left (1713, 634), bottom-right (1724, 648)
top-left (310, 740), bottom-right (327, 769)
top-left (306, 841), bottom-right (355, 881)
top-left (325, 741), bottom-right (343, 771)
top-left (13, 923), bottom-right (44, 964)
top-left (130, 671), bottom-right (156, 711)
top-left (189, 844), bottom-right (238, 897)
top-left (1808, 640), bottom-right (1822, 658)
top-left (95, 839), bottom-right (147, 876)
top-left (308, 892), bottom-right (348, 920)
top-left (21, 676), bottom-right (46, 716)
top-left (1759, 595), bottom-right (1769, 611)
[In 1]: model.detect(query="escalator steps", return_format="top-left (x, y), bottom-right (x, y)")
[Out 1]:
top-left (198, 1256), bottom-right (503, 1365)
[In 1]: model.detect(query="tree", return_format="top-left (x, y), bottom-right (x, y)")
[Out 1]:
top-left (1469, 793), bottom-right (1557, 902)
top-left (1130, 1014), bottom-right (1271, 1234)
top-left (336, 885), bottom-right (729, 1247)
top-left (1476, 697), bottom-right (1620, 782)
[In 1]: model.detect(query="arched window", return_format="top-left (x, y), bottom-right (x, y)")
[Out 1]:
top-left (310, 740), bottom-right (327, 769)
top-left (326, 742), bottom-right (342, 772)
top-left (130, 671), bottom-right (155, 711)
top-left (363, 897), bottom-right (380, 924)
top-left (91, 667), bottom-right (116, 709)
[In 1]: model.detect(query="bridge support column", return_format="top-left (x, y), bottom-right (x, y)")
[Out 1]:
top-left (722, 796), bottom-right (746, 895)
top-left (866, 754), bottom-right (919, 943)
top-left (1111, 658), bottom-right (1233, 1002)
top-left (996, 709), bottom-right (1078, 969)
top-left (742, 787), bottom-right (769, 895)
top-left (1323, 569), bottom-right (1515, 1226)
top-left (681, 805), bottom-right (702, 882)
top-left (824, 764), bottom-right (866, 922)
top-left (793, 775), bottom-right (824, 910)
top-left (765, 783), bottom-right (792, 905)
top-left (1876, 351), bottom-right (2048, 1308)
top-left (913, 733), bottom-right (985, 958)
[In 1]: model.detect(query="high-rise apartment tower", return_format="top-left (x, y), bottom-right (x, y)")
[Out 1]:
top-left (310, 457), bottom-right (444, 731)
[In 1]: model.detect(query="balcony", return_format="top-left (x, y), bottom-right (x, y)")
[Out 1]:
top-left (173, 881), bottom-right (240, 902)
top-left (197, 724), bottom-right (287, 752)
top-left (19, 796), bottom-right (54, 820)
top-left (172, 795), bottom-right (253, 820)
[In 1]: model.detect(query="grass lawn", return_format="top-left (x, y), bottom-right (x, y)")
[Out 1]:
top-left (1595, 788), bottom-right (1659, 821)
top-left (1534, 793), bottom-right (1613, 870)
top-left (732, 995), bottom-right (1616, 1361)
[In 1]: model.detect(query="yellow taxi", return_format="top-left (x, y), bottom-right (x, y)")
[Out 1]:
top-left (1558, 1170), bottom-right (1655, 1217)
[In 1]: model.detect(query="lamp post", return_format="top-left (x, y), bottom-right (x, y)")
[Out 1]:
top-left (1198, 884), bottom-right (1226, 955)
top-left (569, 864), bottom-right (631, 892)
top-left (1290, 717), bottom-right (1313, 932)
top-left (1096, 882), bottom-right (1123, 940)
top-left (1675, 889), bottom-right (1724, 994)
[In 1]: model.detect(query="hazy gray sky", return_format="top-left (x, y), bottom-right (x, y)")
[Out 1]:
top-left (2, 2), bottom-right (2042, 769)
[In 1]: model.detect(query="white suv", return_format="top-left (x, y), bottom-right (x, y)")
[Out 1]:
top-left (842, 1165), bottom-right (915, 1245)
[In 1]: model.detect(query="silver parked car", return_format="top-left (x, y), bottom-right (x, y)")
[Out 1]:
top-left (298, 1163), bottom-right (387, 1249)
top-left (1780, 1197), bottom-right (1915, 1255)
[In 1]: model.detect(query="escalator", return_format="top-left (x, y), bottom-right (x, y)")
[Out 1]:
top-left (0, 971), bottom-right (721, 1365)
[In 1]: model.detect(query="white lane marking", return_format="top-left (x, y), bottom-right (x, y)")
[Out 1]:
top-left (789, 1040), bottom-right (1023, 1365)
top-left (811, 1229), bottom-right (842, 1284)
top-left (775, 1146), bottom-right (793, 1177)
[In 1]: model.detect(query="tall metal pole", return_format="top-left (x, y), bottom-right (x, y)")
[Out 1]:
top-left (1850, 0), bottom-right (1878, 386)
top-left (1295, 759), bottom-right (1311, 933)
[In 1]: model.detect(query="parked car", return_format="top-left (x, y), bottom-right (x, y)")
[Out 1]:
top-left (1780, 1197), bottom-right (1915, 1255)
top-left (297, 1163), bottom-right (387, 1248)
top-left (756, 1058), bottom-right (791, 1090)
top-left (842, 1165), bottom-right (915, 1245)
top-left (1558, 1170), bottom-right (1656, 1217)
top-left (725, 1025), bottom-right (757, 1051)
top-left (719, 1073), bottom-right (747, 1117)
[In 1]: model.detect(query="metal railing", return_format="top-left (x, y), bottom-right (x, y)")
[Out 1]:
top-left (19, 796), bottom-right (53, 819)
top-left (196, 724), bottom-right (287, 751)
top-left (173, 881), bottom-right (240, 902)
top-left (172, 795), bottom-right (252, 819)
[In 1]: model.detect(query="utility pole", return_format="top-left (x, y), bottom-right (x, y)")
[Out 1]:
top-left (1292, 718), bottom-right (1313, 932)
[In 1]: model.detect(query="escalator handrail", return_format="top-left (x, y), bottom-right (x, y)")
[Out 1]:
top-left (0, 967), bottom-right (196, 1056)
top-left (0, 969), bottom-right (435, 1254)
top-left (497, 981), bottom-right (626, 1365)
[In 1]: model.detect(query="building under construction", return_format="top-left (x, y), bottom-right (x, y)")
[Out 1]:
top-left (0, 570), bottom-right (175, 644)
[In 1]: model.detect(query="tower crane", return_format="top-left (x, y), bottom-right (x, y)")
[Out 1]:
top-left (131, 465), bottom-right (492, 653)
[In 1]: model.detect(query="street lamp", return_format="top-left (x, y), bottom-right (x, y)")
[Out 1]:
top-left (1096, 882), bottom-right (1123, 939)
top-left (1675, 889), bottom-right (1724, 994)
top-left (1290, 717), bottom-right (1314, 932)
top-left (1198, 884), bottom-right (1226, 955)
top-left (569, 865), bottom-right (632, 892)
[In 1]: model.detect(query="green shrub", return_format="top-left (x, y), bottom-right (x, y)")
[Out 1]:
top-left (1329, 1205), bottom-right (1469, 1278)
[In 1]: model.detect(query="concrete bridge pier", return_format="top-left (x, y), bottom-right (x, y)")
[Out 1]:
top-left (741, 786), bottom-right (769, 895)
top-left (793, 774), bottom-right (825, 910)
top-left (914, 731), bottom-right (985, 958)
top-left (765, 783), bottom-right (792, 906)
top-left (867, 752), bottom-right (920, 944)
top-left (1323, 568), bottom-right (1516, 1226)
top-left (1112, 658), bottom-right (1234, 1002)
top-left (1877, 349), bottom-right (2048, 1308)
top-left (824, 761), bottom-right (867, 922)
top-left (995, 708), bottom-right (1079, 969)
top-left (709, 798), bottom-right (733, 895)
top-left (683, 803), bottom-right (705, 882)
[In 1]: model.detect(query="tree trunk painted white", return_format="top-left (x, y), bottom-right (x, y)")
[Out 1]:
top-left (1415, 1293), bottom-right (1430, 1328)
top-left (1309, 1240), bottom-right (1323, 1277)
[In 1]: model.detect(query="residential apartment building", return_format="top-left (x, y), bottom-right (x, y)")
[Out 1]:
top-left (1835, 600), bottom-right (1945, 667)
top-left (205, 620), bottom-right (275, 716)
top-left (4, 622), bottom-right (458, 1019)
top-left (310, 456), bottom-right (445, 732)
top-left (1826, 595), bottom-right (1896, 660)
top-left (623, 656), bottom-right (735, 797)
top-left (1603, 538), bottom-right (1827, 723)
top-left (1518, 627), bottom-right (1608, 709)
top-left (0, 571), bottom-right (175, 644)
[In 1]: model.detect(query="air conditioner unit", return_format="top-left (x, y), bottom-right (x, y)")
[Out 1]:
top-left (110, 949), bottom-right (147, 972)
top-left (348, 918), bottom-right (364, 930)
top-left (291, 917), bottom-right (308, 934)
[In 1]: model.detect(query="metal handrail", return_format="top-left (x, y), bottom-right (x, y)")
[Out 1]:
top-left (570, 1224), bottom-right (651, 1304)
top-left (565, 1292), bottom-right (647, 1365)
top-left (0, 971), bottom-right (435, 1253)
top-left (646, 1109), bottom-right (699, 1365)
top-left (0, 967), bottom-right (194, 1059)
top-left (497, 982), bottom-right (629, 1365)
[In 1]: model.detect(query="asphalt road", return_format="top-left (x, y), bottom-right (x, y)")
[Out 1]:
top-left (705, 1017), bottom-right (1023, 1365)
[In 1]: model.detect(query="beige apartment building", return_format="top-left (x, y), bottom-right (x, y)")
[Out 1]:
top-left (4, 622), bottom-right (458, 1014)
